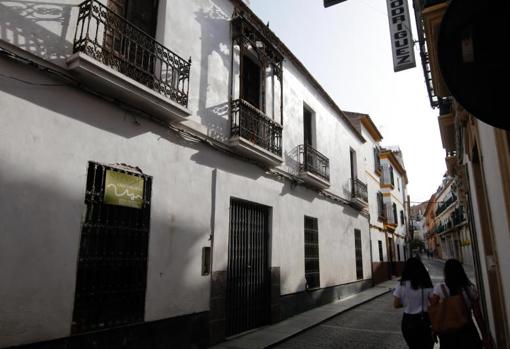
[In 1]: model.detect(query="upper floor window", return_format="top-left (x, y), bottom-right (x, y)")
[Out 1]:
top-left (231, 9), bottom-right (283, 123)
top-left (350, 148), bottom-right (358, 180)
top-left (400, 210), bottom-right (405, 225)
top-left (397, 177), bottom-right (401, 191)
top-left (390, 166), bottom-right (395, 186)
top-left (303, 106), bottom-right (315, 147)
top-left (242, 55), bottom-right (262, 109)
top-left (377, 191), bottom-right (384, 219)
top-left (373, 147), bottom-right (382, 174)
top-left (392, 203), bottom-right (398, 225)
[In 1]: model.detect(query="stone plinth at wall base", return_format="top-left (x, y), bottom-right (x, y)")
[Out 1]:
top-left (279, 279), bottom-right (372, 321)
top-left (6, 312), bottom-right (209, 349)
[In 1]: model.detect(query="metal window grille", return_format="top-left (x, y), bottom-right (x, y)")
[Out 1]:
top-left (304, 216), bottom-right (320, 289)
top-left (355, 229), bottom-right (363, 280)
top-left (72, 162), bottom-right (152, 334)
top-left (378, 241), bottom-right (384, 262)
top-left (226, 199), bottom-right (270, 336)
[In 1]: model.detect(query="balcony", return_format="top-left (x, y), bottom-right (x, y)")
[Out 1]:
top-left (229, 99), bottom-right (283, 166)
top-left (351, 178), bottom-right (368, 208)
top-left (297, 144), bottom-right (330, 189)
top-left (436, 195), bottom-right (457, 216)
top-left (383, 203), bottom-right (397, 227)
top-left (66, 0), bottom-right (191, 123)
top-left (421, 1), bottom-right (449, 98)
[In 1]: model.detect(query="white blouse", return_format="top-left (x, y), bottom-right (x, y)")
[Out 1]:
top-left (393, 281), bottom-right (433, 314)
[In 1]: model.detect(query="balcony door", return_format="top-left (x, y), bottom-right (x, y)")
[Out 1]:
top-left (106, 0), bottom-right (159, 86)
top-left (350, 148), bottom-right (357, 179)
top-left (242, 55), bottom-right (262, 110)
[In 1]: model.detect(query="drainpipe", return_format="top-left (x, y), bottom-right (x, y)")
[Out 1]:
top-left (368, 213), bottom-right (374, 287)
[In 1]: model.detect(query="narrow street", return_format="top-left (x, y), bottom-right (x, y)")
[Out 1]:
top-left (272, 257), bottom-right (464, 349)
top-left (272, 293), bottom-right (407, 349)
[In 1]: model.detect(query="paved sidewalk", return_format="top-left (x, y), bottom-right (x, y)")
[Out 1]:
top-left (209, 279), bottom-right (398, 349)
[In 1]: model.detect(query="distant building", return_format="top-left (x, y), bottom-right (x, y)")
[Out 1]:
top-left (410, 201), bottom-right (427, 242)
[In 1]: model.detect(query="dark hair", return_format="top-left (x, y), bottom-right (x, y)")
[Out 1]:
top-left (444, 258), bottom-right (472, 295)
top-left (400, 257), bottom-right (433, 289)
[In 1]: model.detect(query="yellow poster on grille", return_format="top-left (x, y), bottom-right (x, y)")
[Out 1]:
top-left (104, 170), bottom-right (144, 209)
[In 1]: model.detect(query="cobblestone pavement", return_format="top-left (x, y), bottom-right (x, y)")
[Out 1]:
top-left (272, 293), bottom-right (408, 349)
top-left (272, 257), bottom-right (460, 349)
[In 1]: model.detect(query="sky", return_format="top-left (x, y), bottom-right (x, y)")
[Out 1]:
top-left (250, 0), bottom-right (446, 204)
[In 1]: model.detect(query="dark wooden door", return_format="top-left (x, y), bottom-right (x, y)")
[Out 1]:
top-left (226, 199), bottom-right (270, 336)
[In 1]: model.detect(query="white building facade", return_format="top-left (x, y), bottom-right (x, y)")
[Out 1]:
top-left (0, 0), bottom-right (388, 348)
top-left (345, 113), bottom-right (410, 284)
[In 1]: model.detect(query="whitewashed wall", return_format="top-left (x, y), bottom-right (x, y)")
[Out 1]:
top-left (0, 0), bottom-right (375, 346)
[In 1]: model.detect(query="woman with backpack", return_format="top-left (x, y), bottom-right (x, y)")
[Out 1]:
top-left (393, 257), bottom-right (435, 349)
top-left (429, 258), bottom-right (492, 349)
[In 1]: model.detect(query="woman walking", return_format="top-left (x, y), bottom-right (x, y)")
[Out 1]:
top-left (429, 258), bottom-right (492, 349)
top-left (393, 257), bottom-right (435, 349)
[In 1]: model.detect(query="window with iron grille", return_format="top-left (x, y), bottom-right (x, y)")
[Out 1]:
top-left (378, 240), bottom-right (383, 262)
top-left (355, 229), bottom-right (363, 280)
top-left (72, 162), bottom-right (152, 334)
top-left (304, 216), bottom-right (320, 289)
top-left (393, 203), bottom-right (398, 224)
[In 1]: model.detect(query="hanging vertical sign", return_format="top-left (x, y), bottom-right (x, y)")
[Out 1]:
top-left (386, 0), bottom-right (416, 72)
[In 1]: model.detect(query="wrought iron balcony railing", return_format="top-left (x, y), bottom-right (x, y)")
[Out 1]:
top-left (436, 195), bottom-right (457, 216)
top-left (73, 0), bottom-right (191, 107)
top-left (351, 178), bottom-right (368, 203)
top-left (298, 144), bottom-right (330, 182)
top-left (230, 99), bottom-right (283, 156)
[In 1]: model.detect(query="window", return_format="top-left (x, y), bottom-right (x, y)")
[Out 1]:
top-left (390, 165), bottom-right (395, 186)
top-left (72, 162), bottom-right (152, 333)
top-left (397, 177), bottom-right (401, 191)
top-left (378, 240), bottom-right (383, 262)
top-left (242, 55), bottom-right (261, 109)
top-left (304, 216), bottom-right (320, 289)
top-left (106, 0), bottom-right (159, 84)
top-left (373, 147), bottom-right (381, 173)
top-left (392, 203), bottom-right (398, 225)
top-left (350, 148), bottom-right (357, 180)
top-left (377, 192), bottom-right (384, 219)
top-left (355, 229), bottom-right (363, 280)
top-left (397, 244), bottom-right (401, 261)
top-left (400, 210), bottom-right (405, 226)
top-left (303, 106), bottom-right (314, 146)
